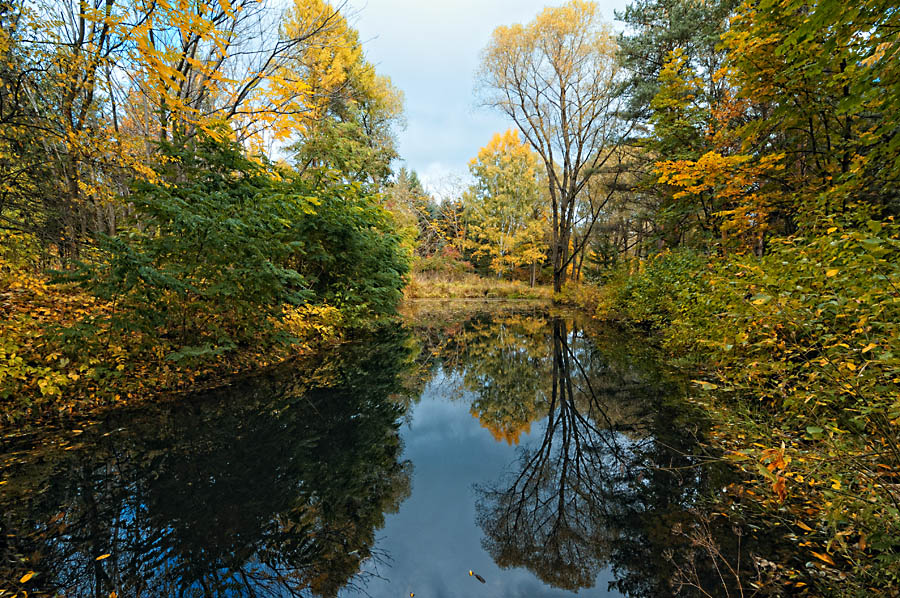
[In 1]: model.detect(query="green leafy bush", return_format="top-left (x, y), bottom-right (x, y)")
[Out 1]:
top-left (615, 249), bottom-right (732, 348)
top-left (282, 170), bottom-right (410, 323)
top-left (608, 221), bottom-right (900, 592)
top-left (72, 136), bottom-right (409, 361)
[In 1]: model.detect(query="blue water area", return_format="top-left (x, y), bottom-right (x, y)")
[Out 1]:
top-left (350, 369), bottom-right (624, 598)
top-left (0, 310), bottom-right (728, 598)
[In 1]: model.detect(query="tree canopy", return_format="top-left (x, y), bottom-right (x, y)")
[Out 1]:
top-left (459, 129), bottom-right (548, 282)
top-left (476, 0), bottom-right (630, 291)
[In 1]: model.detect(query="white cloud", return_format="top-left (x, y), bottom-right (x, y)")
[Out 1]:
top-left (417, 162), bottom-right (472, 201)
top-left (348, 0), bottom-right (631, 186)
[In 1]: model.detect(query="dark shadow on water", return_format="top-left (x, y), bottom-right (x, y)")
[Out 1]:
top-left (2, 310), bottom-right (768, 597)
top-left (0, 329), bottom-right (416, 597)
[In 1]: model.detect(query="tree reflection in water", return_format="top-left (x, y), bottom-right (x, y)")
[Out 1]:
top-left (0, 329), bottom-right (416, 598)
top-left (420, 313), bottom-right (745, 597)
top-left (2, 310), bottom-right (759, 598)
top-left (474, 320), bottom-right (627, 590)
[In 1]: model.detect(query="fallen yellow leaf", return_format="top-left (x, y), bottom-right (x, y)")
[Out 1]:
top-left (19, 571), bottom-right (36, 583)
top-left (811, 551), bottom-right (835, 566)
top-left (796, 520), bottom-right (814, 532)
top-left (96, 554), bottom-right (111, 561)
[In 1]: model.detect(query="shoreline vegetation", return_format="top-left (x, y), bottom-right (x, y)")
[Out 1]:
top-left (1, 0), bottom-right (414, 430)
top-left (403, 272), bottom-right (553, 301)
top-left (2, 0), bottom-right (899, 595)
top-left (559, 241), bottom-right (900, 594)
top-left (0, 138), bottom-right (409, 429)
top-left (0, 266), bottom-right (550, 431)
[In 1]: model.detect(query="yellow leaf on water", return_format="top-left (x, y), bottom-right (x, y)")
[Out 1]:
top-left (19, 571), bottom-right (36, 583)
top-left (96, 554), bottom-right (111, 561)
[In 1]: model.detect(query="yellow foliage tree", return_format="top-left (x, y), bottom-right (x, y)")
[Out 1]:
top-left (1, 0), bottom-right (366, 258)
top-left (476, 1), bottom-right (629, 291)
top-left (652, 50), bottom-right (786, 254)
top-left (461, 129), bottom-right (548, 284)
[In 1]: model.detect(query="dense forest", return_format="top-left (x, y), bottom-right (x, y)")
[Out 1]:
top-left (2, 0), bottom-right (899, 594)
top-left (1, 0), bottom-right (414, 420)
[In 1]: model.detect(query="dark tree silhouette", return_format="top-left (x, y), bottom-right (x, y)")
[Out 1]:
top-left (475, 318), bottom-right (755, 597)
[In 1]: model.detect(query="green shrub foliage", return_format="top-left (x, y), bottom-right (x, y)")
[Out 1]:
top-left (73, 136), bottom-right (409, 359)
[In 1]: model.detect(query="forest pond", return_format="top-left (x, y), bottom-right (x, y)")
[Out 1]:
top-left (1, 305), bottom-right (748, 597)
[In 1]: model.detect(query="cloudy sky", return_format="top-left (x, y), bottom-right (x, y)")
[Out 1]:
top-left (347, 0), bottom-right (631, 196)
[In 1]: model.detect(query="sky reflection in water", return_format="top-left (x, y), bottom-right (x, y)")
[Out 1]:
top-left (1, 308), bottom-right (728, 598)
top-left (353, 369), bottom-right (624, 598)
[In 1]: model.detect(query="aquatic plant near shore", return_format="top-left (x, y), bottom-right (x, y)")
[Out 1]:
top-left (585, 222), bottom-right (900, 594)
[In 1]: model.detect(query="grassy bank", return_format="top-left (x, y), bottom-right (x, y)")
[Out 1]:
top-left (404, 272), bottom-right (552, 301)
top-left (561, 226), bottom-right (900, 594)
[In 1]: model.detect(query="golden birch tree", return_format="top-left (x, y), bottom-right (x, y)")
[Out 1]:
top-left (476, 0), bottom-right (630, 291)
top-left (461, 129), bottom-right (548, 283)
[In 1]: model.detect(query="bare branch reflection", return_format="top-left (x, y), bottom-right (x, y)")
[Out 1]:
top-left (475, 319), bottom-right (651, 591)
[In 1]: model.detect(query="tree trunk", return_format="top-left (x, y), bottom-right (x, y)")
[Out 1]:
top-left (553, 247), bottom-right (567, 294)
top-left (551, 218), bottom-right (562, 293)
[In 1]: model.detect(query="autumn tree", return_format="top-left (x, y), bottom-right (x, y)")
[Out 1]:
top-left (619, 0), bottom-right (900, 254)
top-left (613, 0), bottom-right (743, 252)
top-left (0, 1), bottom-right (50, 261)
top-left (0, 0), bottom-right (354, 260)
top-left (461, 129), bottom-right (548, 284)
top-left (614, 0), bottom-right (790, 254)
top-left (721, 0), bottom-right (900, 222)
top-left (286, 0), bottom-right (406, 185)
top-left (118, 0), bottom-right (346, 144)
top-left (616, 0), bottom-right (739, 124)
top-left (0, 0), bottom-right (412, 414)
top-left (476, 0), bottom-right (630, 292)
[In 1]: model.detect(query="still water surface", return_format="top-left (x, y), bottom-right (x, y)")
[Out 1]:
top-left (1, 307), bottom-right (738, 597)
